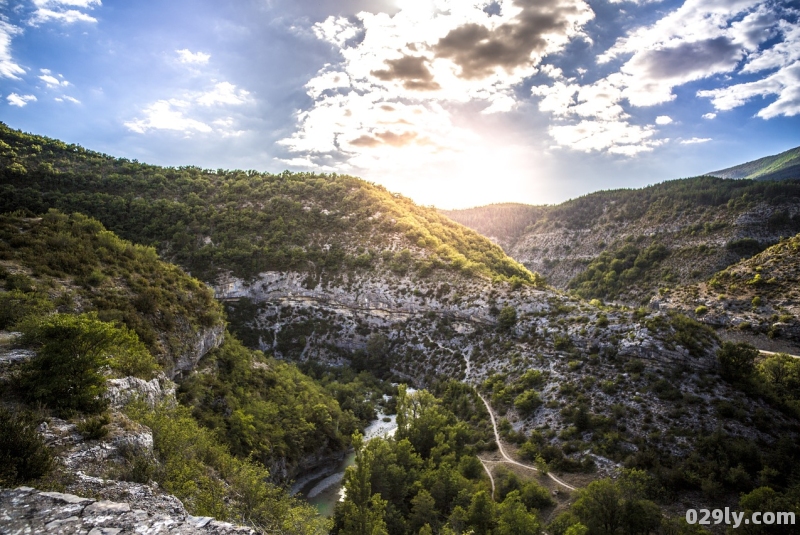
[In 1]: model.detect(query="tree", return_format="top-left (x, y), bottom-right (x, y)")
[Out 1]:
top-left (466, 490), bottom-right (496, 535)
top-left (18, 312), bottom-right (156, 415)
top-left (496, 491), bottom-right (541, 535)
top-left (409, 489), bottom-right (438, 534)
top-left (572, 480), bottom-right (622, 535)
top-left (339, 433), bottom-right (388, 535)
top-left (498, 306), bottom-right (518, 331)
top-left (717, 341), bottom-right (758, 381)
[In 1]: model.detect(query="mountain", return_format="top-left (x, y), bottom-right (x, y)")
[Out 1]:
top-left (653, 232), bottom-right (800, 354)
top-left (444, 177), bottom-right (800, 305)
top-left (0, 212), bottom-right (333, 533)
top-left (3, 124), bottom-right (800, 529)
top-left (0, 123), bottom-right (534, 288)
top-left (708, 145), bottom-right (800, 182)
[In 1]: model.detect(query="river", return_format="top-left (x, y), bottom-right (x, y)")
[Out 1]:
top-left (295, 396), bottom-right (411, 517)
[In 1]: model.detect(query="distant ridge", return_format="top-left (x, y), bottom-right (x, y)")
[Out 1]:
top-left (707, 145), bottom-right (800, 181)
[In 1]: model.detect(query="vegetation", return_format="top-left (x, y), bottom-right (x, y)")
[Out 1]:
top-left (126, 400), bottom-right (330, 534)
top-left (179, 336), bottom-right (360, 469)
top-left (0, 407), bottom-right (54, 486)
top-left (0, 122), bottom-right (539, 286)
top-left (17, 312), bottom-right (156, 415)
top-left (569, 242), bottom-right (669, 300)
top-left (709, 145), bottom-right (800, 182)
top-left (334, 385), bottom-right (546, 535)
top-left (0, 210), bottom-right (224, 371)
top-left (447, 176), bottom-right (800, 238)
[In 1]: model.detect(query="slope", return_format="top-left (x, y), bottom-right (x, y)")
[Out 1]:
top-left (444, 177), bottom-right (800, 305)
top-left (653, 232), bottom-right (800, 354)
top-left (708, 145), bottom-right (800, 181)
top-left (0, 122), bottom-right (535, 287)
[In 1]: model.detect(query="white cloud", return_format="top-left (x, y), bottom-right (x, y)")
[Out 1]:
top-left (697, 16), bottom-right (800, 119)
top-left (0, 21), bottom-right (25, 79)
top-left (196, 82), bottom-right (249, 106)
top-left (126, 81), bottom-right (251, 135)
top-left (283, 0), bottom-right (595, 174)
top-left (30, 0), bottom-right (101, 25)
top-left (124, 99), bottom-right (212, 134)
top-left (54, 95), bottom-right (80, 104)
top-left (548, 119), bottom-right (663, 155)
top-left (702, 112), bottom-right (716, 119)
top-left (7, 93), bottom-right (37, 107)
top-left (176, 49), bottom-right (210, 65)
top-left (39, 70), bottom-right (70, 87)
top-left (655, 115), bottom-right (672, 125)
top-left (681, 137), bottom-right (711, 144)
top-left (531, 0), bottom-right (798, 154)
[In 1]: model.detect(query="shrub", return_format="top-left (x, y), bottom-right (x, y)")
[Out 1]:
top-left (76, 413), bottom-right (111, 440)
top-left (717, 341), bottom-right (759, 382)
top-left (18, 312), bottom-right (157, 415)
top-left (695, 305), bottom-right (708, 316)
top-left (0, 408), bottom-right (54, 485)
top-left (498, 306), bottom-right (518, 331)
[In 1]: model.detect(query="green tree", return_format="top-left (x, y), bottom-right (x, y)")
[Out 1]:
top-left (498, 306), bottom-right (518, 331)
top-left (466, 490), bottom-right (496, 535)
top-left (572, 479), bottom-right (622, 535)
top-left (496, 491), bottom-right (541, 535)
top-left (409, 489), bottom-right (438, 534)
top-left (717, 341), bottom-right (759, 381)
top-left (339, 433), bottom-right (389, 535)
top-left (0, 408), bottom-right (54, 485)
top-left (18, 313), bottom-right (156, 415)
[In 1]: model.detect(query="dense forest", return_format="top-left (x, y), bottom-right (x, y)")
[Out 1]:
top-left (0, 211), bottom-right (376, 534)
top-left (0, 122), bottom-right (537, 287)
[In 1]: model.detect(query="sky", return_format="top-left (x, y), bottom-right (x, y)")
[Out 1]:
top-left (1, 0), bottom-right (799, 209)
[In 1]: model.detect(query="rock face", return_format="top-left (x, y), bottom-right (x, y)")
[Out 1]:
top-left (0, 487), bottom-right (255, 534)
top-left (106, 374), bottom-right (177, 410)
top-left (172, 324), bottom-right (226, 378)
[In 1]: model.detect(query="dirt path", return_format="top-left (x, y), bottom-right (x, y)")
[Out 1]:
top-left (759, 349), bottom-right (800, 359)
top-left (477, 393), bottom-right (577, 491)
top-left (478, 458), bottom-right (496, 499)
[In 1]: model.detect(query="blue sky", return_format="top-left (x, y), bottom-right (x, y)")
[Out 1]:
top-left (1, 0), bottom-right (799, 208)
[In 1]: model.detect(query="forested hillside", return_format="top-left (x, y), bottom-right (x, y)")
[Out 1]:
top-left (0, 212), bottom-right (348, 533)
top-left (708, 145), bottom-right (800, 182)
top-left (445, 177), bottom-right (800, 305)
top-left (0, 123), bottom-right (535, 287)
top-left (654, 232), bottom-right (800, 354)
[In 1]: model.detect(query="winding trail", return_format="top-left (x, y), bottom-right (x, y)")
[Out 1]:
top-left (477, 392), bottom-right (577, 491)
top-left (479, 459), bottom-right (496, 499)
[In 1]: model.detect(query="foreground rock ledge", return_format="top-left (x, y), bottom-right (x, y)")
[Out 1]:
top-left (0, 487), bottom-right (255, 534)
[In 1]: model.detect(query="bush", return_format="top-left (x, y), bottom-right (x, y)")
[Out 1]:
top-left (76, 413), bottom-right (111, 440)
top-left (498, 306), bottom-right (518, 331)
top-left (0, 408), bottom-right (54, 485)
top-left (18, 312), bottom-right (157, 416)
top-left (695, 305), bottom-right (708, 316)
top-left (717, 341), bottom-right (759, 382)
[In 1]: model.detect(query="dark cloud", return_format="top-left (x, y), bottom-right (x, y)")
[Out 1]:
top-left (349, 135), bottom-right (381, 147)
top-left (434, 0), bottom-right (587, 79)
top-left (628, 37), bottom-right (743, 80)
top-left (371, 56), bottom-right (441, 91)
top-left (376, 130), bottom-right (418, 146)
top-left (349, 130), bottom-right (419, 147)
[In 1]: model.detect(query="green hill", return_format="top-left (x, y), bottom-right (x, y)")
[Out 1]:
top-left (444, 177), bottom-right (800, 304)
top-left (0, 123), bottom-right (536, 287)
top-left (708, 145), bottom-right (800, 181)
top-left (655, 232), bottom-right (800, 353)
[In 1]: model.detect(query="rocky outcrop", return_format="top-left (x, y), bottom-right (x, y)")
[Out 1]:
top-left (105, 374), bottom-right (177, 410)
top-left (173, 324), bottom-right (225, 378)
top-left (0, 487), bottom-right (255, 534)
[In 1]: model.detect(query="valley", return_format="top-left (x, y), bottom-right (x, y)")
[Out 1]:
top-left (1, 125), bottom-right (800, 534)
